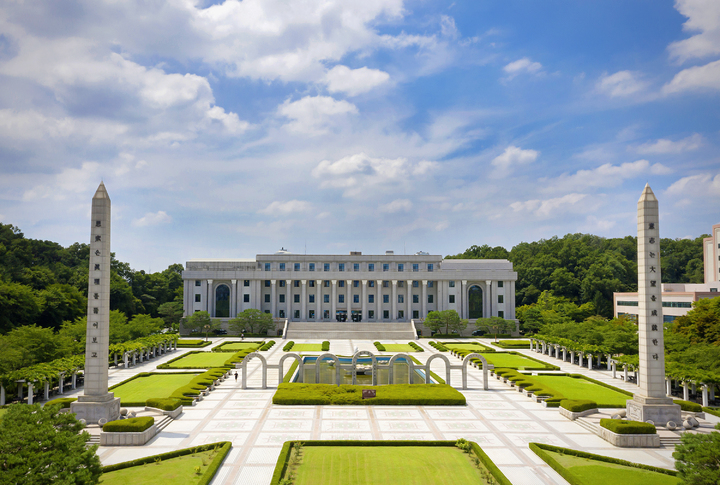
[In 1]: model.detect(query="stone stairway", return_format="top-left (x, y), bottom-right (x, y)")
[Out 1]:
top-left (285, 321), bottom-right (416, 340)
top-left (575, 416), bottom-right (598, 434)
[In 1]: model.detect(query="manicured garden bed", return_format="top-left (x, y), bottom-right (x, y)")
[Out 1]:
top-left (444, 342), bottom-right (494, 352)
top-left (292, 343), bottom-right (325, 351)
top-left (272, 441), bottom-right (510, 485)
top-left (160, 351), bottom-right (235, 369)
top-left (177, 339), bottom-right (212, 348)
top-left (529, 375), bottom-right (630, 406)
top-left (477, 352), bottom-right (557, 370)
top-left (530, 443), bottom-right (679, 485)
top-left (493, 340), bottom-right (531, 349)
top-left (273, 383), bottom-right (465, 405)
top-left (382, 344), bottom-right (417, 352)
top-left (100, 441), bottom-right (231, 485)
top-left (212, 341), bottom-right (263, 352)
top-left (109, 373), bottom-right (199, 406)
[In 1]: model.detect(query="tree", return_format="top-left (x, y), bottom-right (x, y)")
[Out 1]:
top-left (0, 325), bottom-right (73, 373)
top-left (37, 284), bottom-right (87, 330)
top-left (673, 424), bottom-right (720, 485)
top-left (440, 310), bottom-right (467, 335)
top-left (182, 311), bottom-right (212, 335)
top-left (0, 403), bottom-right (102, 484)
top-left (673, 296), bottom-right (720, 346)
top-left (423, 311), bottom-right (444, 335)
top-left (476, 317), bottom-right (516, 342)
top-left (157, 301), bottom-right (184, 329)
top-left (0, 281), bottom-right (41, 332)
top-left (228, 309), bottom-right (274, 335)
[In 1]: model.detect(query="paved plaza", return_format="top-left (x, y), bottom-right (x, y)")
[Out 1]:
top-left (59, 338), bottom-right (720, 485)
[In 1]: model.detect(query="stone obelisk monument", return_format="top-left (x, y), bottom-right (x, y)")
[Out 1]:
top-left (70, 182), bottom-right (121, 424)
top-left (625, 184), bottom-right (681, 425)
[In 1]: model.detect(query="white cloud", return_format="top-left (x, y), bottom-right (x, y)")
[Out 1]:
top-left (259, 200), bottom-right (313, 215)
top-left (596, 71), bottom-right (648, 97)
top-left (510, 193), bottom-right (588, 218)
top-left (440, 15), bottom-right (459, 39)
top-left (548, 160), bottom-right (673, 192)
top-left (635, 133), bottom-right (703, 154)
top-left (132, 210), bottom-right (172, 227)
top-left (503, 58), bottom-right (542, 79)
top-left (666, 173), bottom-right (720, 197)
top-left (668, 0), bottom-right (720, 62)
top-left (324, 65), bottom-right (390, 96)
top-left (379, 199), bottom-right (412, 213)
top-left (663, 59), bottom-right (720, 94)
top-left (278, 96), bottom-right (357, 135)
top-left (491, 146), bottom-right (539, 178)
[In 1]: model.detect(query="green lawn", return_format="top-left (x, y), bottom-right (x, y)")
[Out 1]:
top-left (480, 352), bottom-right (554, 370)
top-left (0, 408), bottom-right (6, 420)
top-left (100, 450), bottom-right (215, 484)
top-left (292, 446), bottom-right (491, 485)
top-left (494, 340), bottom-right (532, 349)
top-left (444, 343), bottom-right (493, 352)
top-left (530, 376), bottom-right (629, 406)
top-left (544, 450), bottom-right (680, 485)
top-left (111, 373), bottom-right (199, 405)
top-left (165, 352), bottom-right (232, 368)
top-left (273, 383), bottom-right (465, 405)
top-left (214, 342), bottom-right (262, 351)
top-left (292, 344), bottom-right (325, 351)
top-left (177, 339), bottom-right (207, 345)
top-left (383, 344), bottom-right (417, 352)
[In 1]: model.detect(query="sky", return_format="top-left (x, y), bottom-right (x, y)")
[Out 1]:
top-left (0, 0), bottom-right (719, 272)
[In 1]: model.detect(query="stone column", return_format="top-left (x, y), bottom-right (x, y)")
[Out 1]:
top-left (316, 280), bottom-right (322, 321)
top-left (0, 385), bottom-right (4, 406)
top-left (207, 279), bottom-right (214, 316)
top-left (301, 280), bottom-right (307, 320)
top-left (392, 280), bottom-right (398, 321)
top-left (361, 280), bottom-right (368, 321)
top-left (376, 279), bottom-right (382, 321)
top-left (331, 280), bottom-right (337, 320)
top-left (624, 365), bottom-right (628, 382)
top-left (485, 280), bottom-right (493, 317)
top-left (683, 382), bottom-right (689, 401)
top-left (285, 280), bottom-right (291, 320)
top-left (270, 280), bottom-right (277, 318)
top-left (346, 280), bottom-right (352, 319)
top-left (201, 279), bottom-right (209, 313)
top-left (702, 385), bottom-right (709, 407)
top-left (27, 383), bottom-right (34, 405)
top-left (421, 280), bottom-right (428, 318)
top-left (460, 280), bottom-right (467, 319)
top-left (407, 280), bottom-right (412, 321)
top-left (59, 373), bottom-right (65, 394)
top-left (612, 362), bottom-right (616, 379)
top-left (231, 279), bottom-right (237, 318)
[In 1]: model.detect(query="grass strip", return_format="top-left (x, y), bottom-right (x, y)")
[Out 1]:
top-left (272, 383), bottom-right (465, 405)
top-left (177, 339), bottom-right (212, 348)
top-left (443, 342), bottom-right (495, 352)
top-left (291, 343), bottom-right (324, 351)
top-left (499, 372), bottom-right (631, 407)
top-left (212, 341), bottom-right (264, 352)
top-left (158, 349), bottom-right (253, 369)
top-left (493, 340), bottom-right (531, 349)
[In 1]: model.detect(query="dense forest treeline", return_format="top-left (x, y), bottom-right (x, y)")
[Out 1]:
top-left (448, 233), bottom-right (707, 317)
top-left (0, 223), bottom-right (183, 334)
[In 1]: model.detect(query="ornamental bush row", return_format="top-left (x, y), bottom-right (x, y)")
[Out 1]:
top-left (177, 339), bottom-right (212, 348)
top-left (494, 340), bottom-right (531, 349)
top-left (429, 341), bottom-right (448, 351)
top-left (408, 342), bottom-right (423, 352)
top-left (260, 340), bottom-right (276, 351)
top-left (146, 397), bottom-right (183, 411)
top-left (703, 406), bottom-right (720, 418)
top-left (43, 397), bottom-right (77, 409)
top-left (321, 341), bottom-right (330, 351)
top-left (170, 368), bottom-right (228, 405)
top-left (673, 399), bottom-right (702, 412)
top-left (283, 341), bottom-right (295, 351)
top-left (373, 342), bottom-right (386, 351)
top-left (559, 399), bottom-right (597, 413)
top-left (272, 383), bottom-right (466, 406)
top-left (599, 419), bottom-right (656, 435)
top-left (103, 416), bottom-right (154, 432)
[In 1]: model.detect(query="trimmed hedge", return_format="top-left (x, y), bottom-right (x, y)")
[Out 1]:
top-left (270, 440), bottom-right (512, 485)
top-left (494, 340), bottom-right (531, 349)
top-left (321, 341), bottom-right (330, 351)
top-left (673, 399), bottom-right (702, 412)
top-left (443, 341), bottom-right (495, 353)
top-left (703, 406), bottom-right (720, 418)
top-left (374, 341), bottom-right (386, 351)
top-left (101, 441), bottom-right (231, 485)
top-left (103, 416), bottom-right (154, 432)
top-left (169, 368), bottom-right (227, 405)
top-left (212, 341), bottom-right (264, 352)
top-left (283, 360), bottom-right (300, 383)
top-left (599, 419), bottom-right (656, 435)
top-left (260, 340), bottom-right (276, 351)
top-left (177, 339), bottom-right (212, 348)
top-left (272, 383), bottom-right (465, 406)
top-left (560, 399), bottom-right (597, 413)
top-left (529, 442), bottom-right (678, 485)
top-left (429, 341), bottom-right (448, 352)
top-left (408, 342), bottom-right (423, 352)
top-left (408, 355), bottom-right (445, 384)
top-left (43, 397), bottom-right (77, 409)
top-left (283, 341), bottom-right (295, 351)
top-left (146, 397), bottom-right (183, 411)
top-left (466, 351), bottom-right (559, 371)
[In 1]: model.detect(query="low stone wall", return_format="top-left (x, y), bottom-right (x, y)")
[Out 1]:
top-left (559, 406), bottom-right (598, 421)
top-left (145, 405), bottom-right (183, 419)
top-left (100, 424), bottom-right (157, 446)
top-left (598, 426), bottom-right (660, 448)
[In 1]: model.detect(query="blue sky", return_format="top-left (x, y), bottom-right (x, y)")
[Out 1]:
top-left (0, 0), bottom-right (719, 271)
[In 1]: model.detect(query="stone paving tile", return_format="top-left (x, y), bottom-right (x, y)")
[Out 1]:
top-left (321, 407), bottom-right (369, 419)
top-left (214, 409), bottom-right (264, 419)
top-left (476, 410), bottom-right (533, 421)
top-left (262, 419), bottom-right (314, 432)
top-left (376, 419), bottom-right (431, 432)
top-left (379, 433), bottom-right (437, 440)
top-left (189, 432), bottom-right (250, 447)
top-left (442, 432), bottom-right (504, 446)
top-left (321, 420), bottom-right (372, 432)
top-left (434, 420), bottom-right (489, 432)
top-left (255, 432), bottom-right (312, 445)
top-left (506, 433), bottom-right (572, 448)
top-left (374, 408), bottom-right (423, 419)
top-left (234, 465), bottom-right (275, 485)
top-left (320, 432), bottom-right (374, 440)
top-left (267, 408), bottom-right (314, 419)
top-left (482, 447), bottom-right (526, 465)
top-left (245, 447), bottom-right (283, 464)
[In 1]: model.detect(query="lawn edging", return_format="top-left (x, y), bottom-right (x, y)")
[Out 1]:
top-left (157, 349), bottom-right (253, 369)
top-left (109, 369), bottom-right (228, 406)
top-left (270, 440), bottom-right (511, 485)
top-left (272, 383), bottom-right (465, 405)
top-left (101, 441), bottom-right (231, 485)
top-left (212, 341), bottom-right (264, 352)
top-left (177, 339), bottom-right (212, 348)
top-left (529, 442), bottom-right (676, 484)
top-left (493, 340), bottom-right (531, 349)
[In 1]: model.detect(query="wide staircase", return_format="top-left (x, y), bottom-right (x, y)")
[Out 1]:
top-left (285, 321), bottom-right (416, 340)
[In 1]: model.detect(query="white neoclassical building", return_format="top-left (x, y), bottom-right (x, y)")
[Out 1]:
top-left (182, 251), bottom-right (517, 325)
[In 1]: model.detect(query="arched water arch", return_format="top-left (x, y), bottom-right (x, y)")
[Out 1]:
top-left (352, 351), bottom-right (378, 385)
top-left (241, 352), bottom-right (267, 389)
top-left (315, 353), bottom-right (342, 386)
top-left (388, 353), bottom-right (414, 384)
top-left (425, 353), bottom-right (452, 385)
top-left (462, 353), bottom-right (489, 390)
top-left (278, 353), bottom-right (303, 384)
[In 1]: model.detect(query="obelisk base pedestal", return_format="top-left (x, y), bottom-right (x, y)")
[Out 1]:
top-left (626, 396), bottom-right (681, 425)
top-left (71, 392), bottom-right (121, 425)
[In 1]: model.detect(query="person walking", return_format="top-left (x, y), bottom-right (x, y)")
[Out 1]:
top-left (241, 331), bottom-right (245, 340)
top-left (234, 371), bottom-right (238, 382)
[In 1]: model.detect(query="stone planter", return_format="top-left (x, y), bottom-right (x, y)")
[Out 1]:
top-left (559, 406), bottom-right (598, 420)
top-left (682, 411), bottom-right (705, 420)
top-left (100, 424), bottom-right (157, 446)
top-left (145, 405), bottom-right (183, 419)
top-left (598, 426), bottom-right (660, 448)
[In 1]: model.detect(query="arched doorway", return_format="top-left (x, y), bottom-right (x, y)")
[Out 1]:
top-left (468, 285), bottom-right (483, 319)
top-left (215, 284), bottom-right (230, 318)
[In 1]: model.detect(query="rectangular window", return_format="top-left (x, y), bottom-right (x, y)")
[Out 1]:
top-left (265, 263), bottom-right (271, 271)
top-left (324, 263), bottom-right (330, 272)
top-left (353, 280), bottom-right (359, 288)
top-left (264, 294), bottom-right (270, 303)
top-left (353, 295), bottom-right (359, 303)
top-left (243, 294), bottom-right (250, 303)
top-left (279, 295), bottom-right (285, 303)
top-left (294, 310), bottom-right (300, 319)
top-left (195, 280), bottom-right (201, 287)
top-left (427, 263), bottom-right (433, 272)
top-left (449, 295), bottom-right (455, 303)
top-left (279, 280), bottom-right (286, 288)
top-left (324, 294), bottom-right (330, 303)
top-left (279, 310), bottom-right (285, 318)
top-left (497, 281), bottom-right (504, 288)
top-left (369, 295), bottom-right (375, 303)
top-left (617, 301), bottom-right (639, 307)
top-left (413, 310), bottom-right (419, 319)
top-left (369, 310), bottom-right (375, 319)
top-left (309, 263), bottom-right (315, 272)
top-left (324, 280), bottom-right (330, 287)
top-left (412, 281), bottom-right (419, 288)
top-left (294, 263), bottom-right (300, 271)
top-left (428, 295), bottom-right (433, 304)
top-left (339, 280), bottom-right (345, 288)
top-left (398, 264), bottom-right (404, 272)
top-left (339, 263), bottom-right (345, 272)
top-left (498, 311), bottom-right (504, 318)
top-left (383, 263), bottom-right (389, 272)
top-left (413, 295), bottom-right (419, 304)
top-left (413, 264), bottom-right (419, 272)
top-left (294, 280), bottom-right (300, 288)
top-left (449, 281), bottom-right (455, 287)
top-left (195, 294), bottom-right (201, 302)
top-left (294, 295), bottom-right (300, 303)
top-left (498, 295), bottom-right (504, 303)
top-left (279, 263), bottom-right (286, 271)
top-left (383, 295), bottom-right (389, 303)
top-left (398, 281), bottom-right (404, 288)
top-left (353, 263), bottom-right (360, 272)
top-left (309, 310), bottom-right (315, 319)
top-left (265, 280), bottom-right (270, 287)
top-left (309, 280), bottom-right (315, 288)
top-left (368, 263), bottom-right (375, 272)
top-left (383, 281), bottom-right (389, 288)
top-left (369, 280), bottom-right (375, 288)
top-left (428, 281), bottom-right (433, 288)
top-left (243, 280), bottom-right (250, 287)
top-left (383, 310), bottom-right (389, 319)
top-left (310, 295), bottom-right (315, 303)
top-left (339, 295), bottom-right (345, 303)
top-left (324, 310), bottom-right (330, 319)
top-left (398, 310), bottom-right (404, 319)
top-left (398, 295), bottom-right (404, 304)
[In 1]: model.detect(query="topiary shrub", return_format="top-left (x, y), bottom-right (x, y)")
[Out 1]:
top-left (103, 416), bottom-right (154, 433)
top-left (260, 340), bottom-right (276, 351)
top-left (321, 341), bottom-right (330, 351)
top-left (599, 419), bottom-right (656, 435)
top-left (560, 399), bottom-right (597, 413)
top-left (283, 341), bottom-right (295, 351)
top-left (674, 399), bottom-right (702, 412)
top-left (146, 398), bottom-right (183, 411)
top-left (374, 342), bottom-right (386, 351)
top-left (408, 342), bottom-right (423, 352)
top-left (429, 341), bottom-right (448, 352)
top-left (43, 397), bottom-right (77, 409)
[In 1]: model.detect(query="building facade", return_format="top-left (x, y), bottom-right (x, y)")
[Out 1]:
top-left (182, 251), bottom-right (517, 323)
